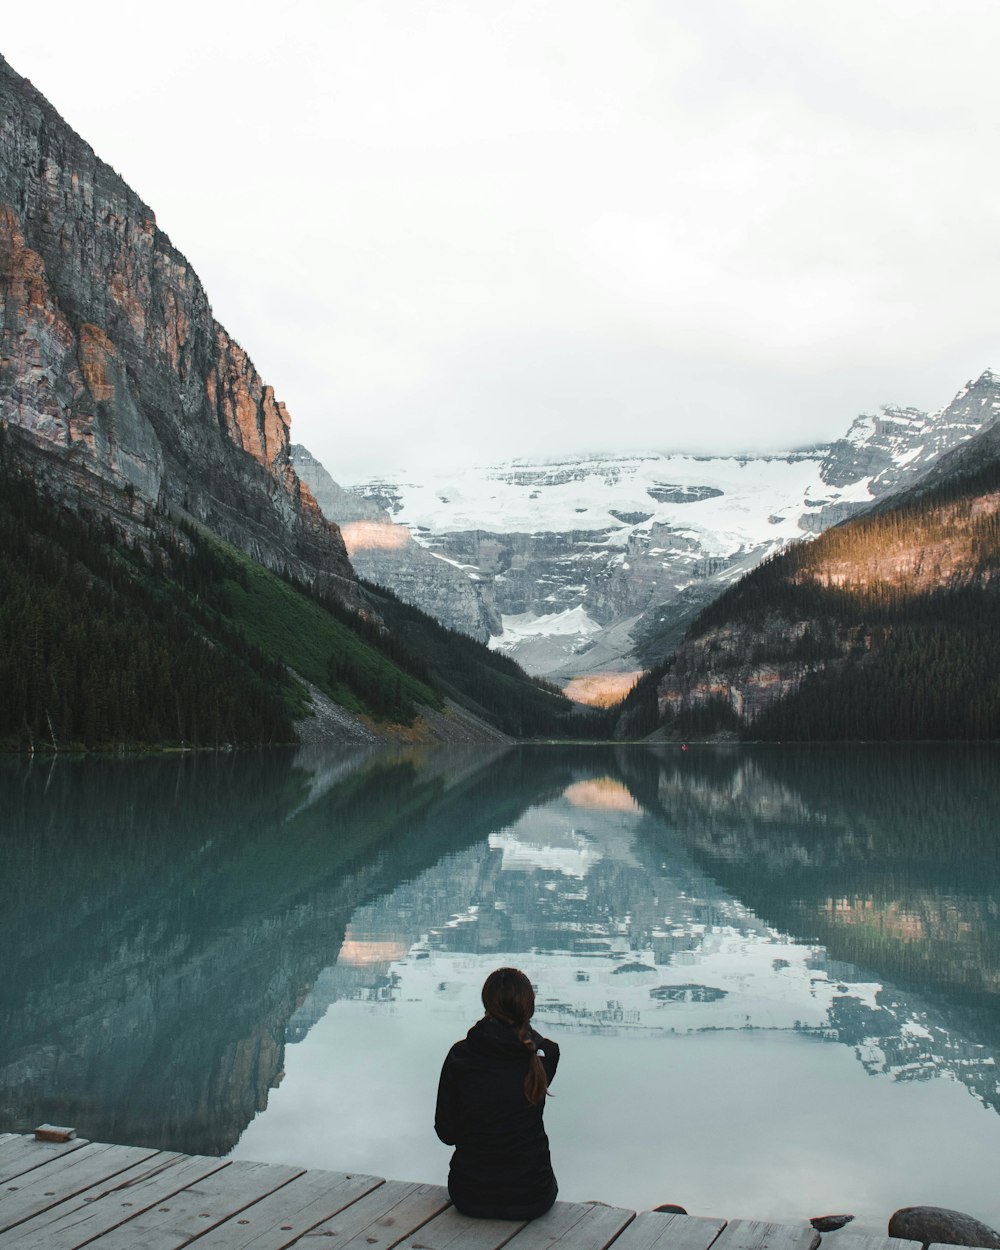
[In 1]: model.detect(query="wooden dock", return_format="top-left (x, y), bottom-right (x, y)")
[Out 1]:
top-left (0, 1132), bottom-right (923, 1250)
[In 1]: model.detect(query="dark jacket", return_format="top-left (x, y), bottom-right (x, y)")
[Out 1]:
top-left (435, 1016), bottom-right (560, 1220)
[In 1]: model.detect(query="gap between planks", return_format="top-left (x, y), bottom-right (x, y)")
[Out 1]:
top-left (0, 1136), bottom-right (844, 1250)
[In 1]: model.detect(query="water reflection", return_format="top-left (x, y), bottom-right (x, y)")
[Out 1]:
top-left (278, 746), bottom-right (1000, 1100)
top-left (2, 744), bottom-right (1000, 1219)
top-left (0, 745), bottom-right (513, 1151)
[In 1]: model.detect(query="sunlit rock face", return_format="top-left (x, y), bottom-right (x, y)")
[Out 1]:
top-left (800, 370), bottom-right (1000, 532)
top-left (646, 412), bottom-right (1000, 735)
top-left (292, 443), bottom-right (500, 641)
top-left (0, 56), bottom-right (358, 600)
top-left (336, 380), bottom-right (999, 683)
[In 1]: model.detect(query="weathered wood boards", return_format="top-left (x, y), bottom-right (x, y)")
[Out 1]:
top-left (504, 1200), bottom-right (635, 1250)
top-left (0, 1135), bottom-right (914, 1250)
top-left (0, 1142), bottom-right (160, 1237)
top-left (394, 1203), bottom-right (529, 1250)
top-left (711, 1221), bottom-right (819, 1250)
top-left (0, 1152), bottom-right (229, 1249)
top-left (72, 1160), bottom-right (305, 1250)
top-left (0, 1133), bottom-right (87, 1185)
top-left (608, 1211), bottom-right (727, 1250)
top-left (190, 1167), bottom-right (386, 1250)
top-left (824, 1237), bottom-right (923, 1250)
top-left (303, 1180), bottom-right (452, 1250)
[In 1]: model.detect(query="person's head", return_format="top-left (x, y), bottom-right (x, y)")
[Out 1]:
top-left (481, 967), bottom-right (548, 1105)
top-left (481, 966), bottom-right (535, 1028)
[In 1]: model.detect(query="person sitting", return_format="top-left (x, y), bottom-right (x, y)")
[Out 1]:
top-left (434, 967), bottom-right (560, 1220)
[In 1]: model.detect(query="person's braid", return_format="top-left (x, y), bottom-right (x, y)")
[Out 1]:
top-left (518, 1023), bottom-right (548, 1105)
top-left (482, 967), bottom-right (550, 1106)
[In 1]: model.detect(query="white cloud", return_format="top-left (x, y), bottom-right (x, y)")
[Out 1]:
top-left (3, 1), bottom-right (999, 478)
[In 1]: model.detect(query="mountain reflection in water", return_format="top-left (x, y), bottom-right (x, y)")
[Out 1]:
top-left (2, 744), bottom-right (999, 1223)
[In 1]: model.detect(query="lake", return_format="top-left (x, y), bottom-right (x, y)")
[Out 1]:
top-left (2, 743), bottom-right (999, 1229)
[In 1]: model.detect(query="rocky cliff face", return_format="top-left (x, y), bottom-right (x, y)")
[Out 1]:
top-left (347, 453), bottom-right (828, 684)
top-left (0, 55), bottom-right (357, 599)
top-left (643, 415), bottom-right (1000, 738)
top-left (292, 443), bottom-right (500, 641)
top-left (342, 374), bottom-right (1000, 687)
top-left (800, 370), bottom-right (1000, 531)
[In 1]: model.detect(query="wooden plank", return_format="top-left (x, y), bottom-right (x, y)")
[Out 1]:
top-left (504, 1200), bottom-right (635, 1250)
top-left (188, 1167), bottom-right (385, 1250)
top-left (0, 1142), bottom-right (161, 1235)
top-left (603, 1212), bottom-right (726, 1250)
top-left (75, 1160), bottom-right (304, 1250)
top-left (395, 1204), bottom-right (527, 1250)
top-left (0, 1135), bottom-right (88, 1185)
top-left (827, 1238), bottom-right (923, 1250)
top-left (711, 1221), bottom-right (819, 1250)
top-left (302, 1180), bottom-right (452, 1250)
top-left (0, 1152), bottom-right (231, 1249)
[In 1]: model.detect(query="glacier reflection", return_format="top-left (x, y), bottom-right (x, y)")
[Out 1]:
top-left (3, 744), bottom-right (1000, 1224)
top-left (235, 745), bottom-right (1000, 1224)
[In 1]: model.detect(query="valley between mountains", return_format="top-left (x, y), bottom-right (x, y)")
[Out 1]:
top-left (296, 369), bottom-right (1000, 733)
top-left (3, 48), bottom-right (1000, 747)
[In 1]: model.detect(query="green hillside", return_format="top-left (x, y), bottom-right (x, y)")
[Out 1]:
top-left (0, 428), bottom-right (613, 750)
top-left (0, 431), bottom-right (439, 750)
top-left (616, 424), bottom-right (1000, 741)
top-left (358, 578), bottom-right (610, 739)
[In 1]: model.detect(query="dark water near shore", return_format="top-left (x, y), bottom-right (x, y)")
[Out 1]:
top-left (2, 743), bottom-right (1000, 1226)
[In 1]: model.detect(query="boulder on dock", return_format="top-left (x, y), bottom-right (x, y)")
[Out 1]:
top-left (888, 1206), bottom-right (1000, 1249)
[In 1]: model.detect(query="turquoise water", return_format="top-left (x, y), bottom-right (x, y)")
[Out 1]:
top-left (2, 743), bottom-right (999, 1226)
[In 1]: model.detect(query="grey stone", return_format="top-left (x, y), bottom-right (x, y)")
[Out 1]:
top-left (888, 1206), bottom-right (1000, 1249)
top-left (809, 1215), bottom-right (854, 1233)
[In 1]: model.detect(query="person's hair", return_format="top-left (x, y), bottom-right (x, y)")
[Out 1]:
top-left (481, 967), bottom-right (549, 1105)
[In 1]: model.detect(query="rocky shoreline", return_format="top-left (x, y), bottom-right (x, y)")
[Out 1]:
top-left (648, 1205), bottom-right (1000, 1249)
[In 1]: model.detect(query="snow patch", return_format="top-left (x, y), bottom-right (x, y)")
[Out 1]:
top-left (489, 605), bottom-right (602, 647)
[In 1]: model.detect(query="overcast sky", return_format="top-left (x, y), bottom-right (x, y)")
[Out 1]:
top-left (5, 2), bottom-right (1000, 479)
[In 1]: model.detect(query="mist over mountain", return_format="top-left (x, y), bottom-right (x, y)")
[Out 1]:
top-left (298, 370), bottom-right (1000, 696)
top-left (615, 405), bottom-right (1000, 741)
top-left (4, 41), bottom-right (999, 746)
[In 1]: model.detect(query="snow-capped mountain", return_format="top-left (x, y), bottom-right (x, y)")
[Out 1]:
top-left (292, 444), bottom-right (500, 642)
top-left (326, 370), bottom-right (1000, 687)
top-left (280, 767), bottom-right (1000, 1129)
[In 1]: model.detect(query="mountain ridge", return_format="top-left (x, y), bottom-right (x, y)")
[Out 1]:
top-left (615, 405), bottom-right (1000, 741)
top-left (296, 368), bottom-right (1000, 689)
top-left (0, 52), bottom-right (587, 748)
top-left (0, 52), bottom-right (358, 602)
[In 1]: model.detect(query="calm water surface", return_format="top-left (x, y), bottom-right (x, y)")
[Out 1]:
top-left (2, 744), bottom-right (1000, 1227)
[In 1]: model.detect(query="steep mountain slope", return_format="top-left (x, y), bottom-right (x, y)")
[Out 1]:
top-left (0, 54), bottom-right (582, 748)
top-left (292, 443), bottom-right (499, 642)
top-left (0, 426), bottom-right (449, 748)
top-left (0, 53), bottom-right (355, 600)
top-left (335, 372), bottom-right (1000, 686)
top-left (617, 415), bottom-right (1000, 740)
top-left (358, 577), bottom-right (607, 740)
